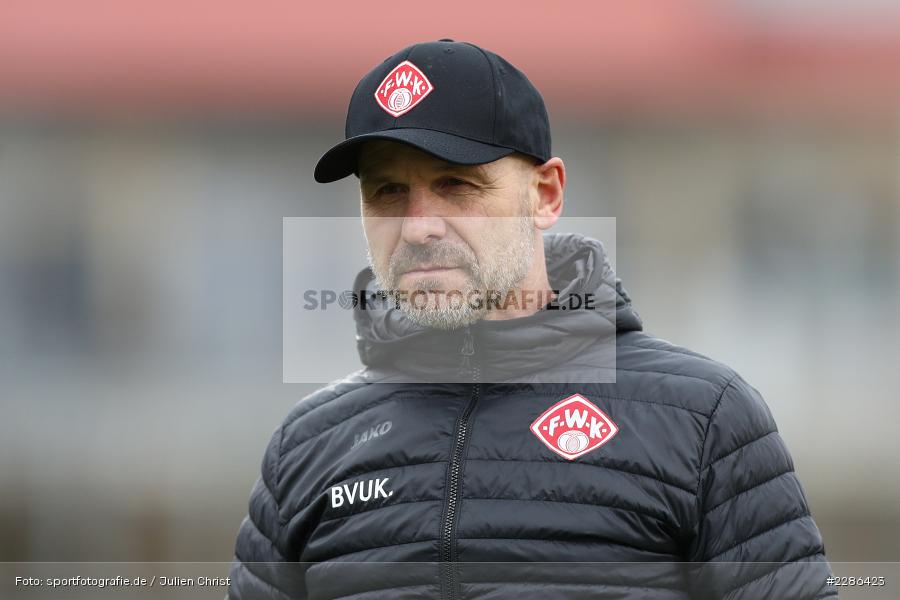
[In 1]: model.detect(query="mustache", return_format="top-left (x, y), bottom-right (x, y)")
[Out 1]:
top-left (387, 243), bottom-right (478, 280)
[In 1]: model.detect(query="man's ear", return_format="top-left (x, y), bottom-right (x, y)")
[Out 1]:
top-left (532, 157), bottom-right (565, 230)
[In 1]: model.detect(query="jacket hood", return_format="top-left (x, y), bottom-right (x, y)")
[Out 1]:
top-left (352, 232), bottom-right (642, 383)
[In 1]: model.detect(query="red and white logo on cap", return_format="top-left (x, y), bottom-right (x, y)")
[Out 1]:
top-left (530, 394), bottom-right (619, 460)
top-left (374, 60), bottom-right (434, 117)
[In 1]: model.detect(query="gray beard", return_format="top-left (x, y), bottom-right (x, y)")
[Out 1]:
top-left (368, 216), bottom-right (536, 330)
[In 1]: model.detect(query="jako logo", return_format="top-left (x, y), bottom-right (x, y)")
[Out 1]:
top-left (330, 477), bottom-right (392, 508)
top-left (350, 420), bottom-right (392, 451)
top-left (530, 394), bottom-right (619, 460)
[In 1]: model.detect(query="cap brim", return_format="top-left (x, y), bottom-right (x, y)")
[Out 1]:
top-left (313, 129), bottom-right (516, 183)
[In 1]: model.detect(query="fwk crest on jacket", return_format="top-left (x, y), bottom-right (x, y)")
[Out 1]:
top-left (530, 393), bottom-right (619, 460)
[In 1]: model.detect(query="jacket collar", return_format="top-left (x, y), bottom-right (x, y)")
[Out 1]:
top-left (353, 233), bottom-right (642, 383)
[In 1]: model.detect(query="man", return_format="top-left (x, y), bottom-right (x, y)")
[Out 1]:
top-left (228, 40), bottom-right (838, 599)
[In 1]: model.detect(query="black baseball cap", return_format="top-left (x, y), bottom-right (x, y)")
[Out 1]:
top-left (314, 39), bottom-right (552, 183)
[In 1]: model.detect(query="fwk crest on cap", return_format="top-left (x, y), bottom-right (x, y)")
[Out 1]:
top-left (374, 60), bottom-right (434, 117)
top-left (314, 39), bottom-right (552, 183)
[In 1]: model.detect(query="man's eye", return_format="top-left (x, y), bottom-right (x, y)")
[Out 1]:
top-left (439, 178), bottom-right (473, 190)
top-left (365, 184), bottom-right (407, 202)
top-left (376, 184), bottom-right (406, 196)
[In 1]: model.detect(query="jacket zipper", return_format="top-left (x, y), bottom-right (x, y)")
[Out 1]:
top-left (440, 326), bottom-right (480, 600)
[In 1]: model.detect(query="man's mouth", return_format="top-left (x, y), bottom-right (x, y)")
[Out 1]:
top-left (402, 265), bottom-right (462, 277)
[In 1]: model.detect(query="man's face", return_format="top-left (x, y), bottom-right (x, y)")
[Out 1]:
top-left (359, 140), bottom-right (537, 329)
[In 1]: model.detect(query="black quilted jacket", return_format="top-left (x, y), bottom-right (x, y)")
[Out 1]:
top-left (227, 233), bottom-right (838, 600)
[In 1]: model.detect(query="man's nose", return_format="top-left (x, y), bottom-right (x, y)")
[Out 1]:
top-left (400, 186), bottom-right (446, 245)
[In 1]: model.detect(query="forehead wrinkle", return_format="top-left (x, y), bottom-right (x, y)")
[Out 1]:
top-left (434, 162), bottom-right (491, 182)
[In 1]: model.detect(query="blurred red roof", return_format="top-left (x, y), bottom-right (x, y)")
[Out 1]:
top-left (2, 0), bottom-right (900, 118)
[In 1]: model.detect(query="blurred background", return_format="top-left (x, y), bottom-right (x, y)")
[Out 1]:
top-left (2, 0), bottom-right (899, 567)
